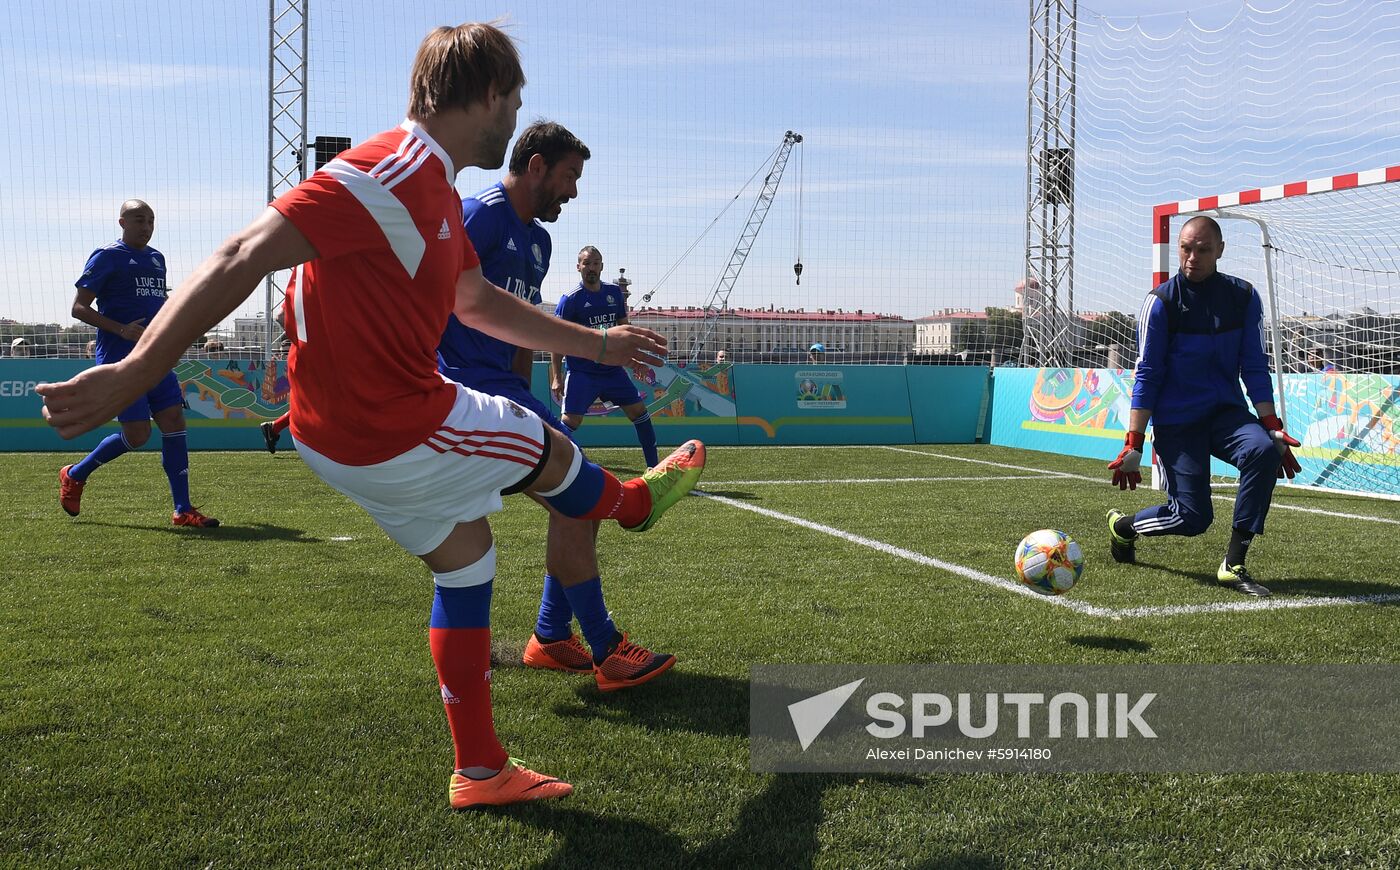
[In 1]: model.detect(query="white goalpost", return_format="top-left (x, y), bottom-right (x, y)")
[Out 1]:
top-left (1149, 163), bottom-right (1400, 500)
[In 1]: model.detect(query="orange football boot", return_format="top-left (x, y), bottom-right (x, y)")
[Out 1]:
top-left (522, 632), bottom-right (593, 674)
top-left (58, 465), bottom-right (85, 517)
top-left (449, 759), bottom-right (573, 809)
top-left (173, 507), bottom-right (220, 528)
top-left (593, 632), bottom-right (675, 692)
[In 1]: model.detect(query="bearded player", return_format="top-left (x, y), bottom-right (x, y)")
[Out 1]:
top-left (439, 120), bottom-right (681, 691)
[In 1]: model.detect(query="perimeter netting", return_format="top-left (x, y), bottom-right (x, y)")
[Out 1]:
top-left (0, 0), bottom-right (1029, 364)
top-left (1071, 0), bottom-right (1400, 360)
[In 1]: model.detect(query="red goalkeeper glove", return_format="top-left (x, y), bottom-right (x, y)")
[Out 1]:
top-left (1108, 431), bottom-right (1146, 490)
top-left (1259, 414), bottom-right (1302, 479)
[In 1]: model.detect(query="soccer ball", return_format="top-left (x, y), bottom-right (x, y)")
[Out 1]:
top-left (1014, 529), bottom-right (1084, 596)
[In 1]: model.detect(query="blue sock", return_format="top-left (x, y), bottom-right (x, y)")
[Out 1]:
top-left (161, 430), bottom-right (192, 513)
top-left (70, 432), bottom-right (132, 481)
top-left (431, 580), bottom-right (493, 629)
top-left (561, 577), bottom-right (616, 663)
top-left (633, 413), bottom-right (659, 467)
top-left (540, 447), bottom-right (605, 517)
top-left (534, 574), bottom-right (575, 641)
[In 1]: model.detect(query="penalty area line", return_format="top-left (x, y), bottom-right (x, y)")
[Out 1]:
top-left (884, 446), bottom-right (1400, 526)
top-left (694, 492), bottom-right (1400, 618)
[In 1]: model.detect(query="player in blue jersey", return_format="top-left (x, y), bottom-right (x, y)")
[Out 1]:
top-left (550, 246), bottom-right (660, 468)
top-left (1107, 216), bottom-right (1301, 597)
top-left (439, 120), bottom-right (679, 690)
top-left (57, 200), bottom-right (219, 528)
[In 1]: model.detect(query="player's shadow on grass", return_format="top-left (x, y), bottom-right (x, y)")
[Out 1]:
top-left (1137, 560), bottom-right (1400, 599)
top-left (508, 772), bottom-right (983, 870)
top-left (554, 670), bottom-right (750, 738)
top-left (1067, 635), bottom-right (1153, 654)
top-left (83, 520), bottom-right (322, 544)
top-left (1260, 577), bottom-right (1400, 599)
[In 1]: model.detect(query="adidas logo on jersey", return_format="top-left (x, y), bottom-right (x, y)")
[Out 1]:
top-left (506, 237), bottom-right (518, 252)
top-left (438, 218), bottom-right (452, 240)
top-left (440, 683), bottom-right (459, 704)
top-left (583, 300), bottom-right (593, 308)
top-left (129, 258), bottom-right (139, 265)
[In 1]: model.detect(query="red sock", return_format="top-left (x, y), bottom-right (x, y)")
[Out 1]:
top-left (428, 627), bottom-right (507, 772)
top-left (580, 470), bottom-right (652, 527)
top-left (272, 411), bottom-right (291, 434)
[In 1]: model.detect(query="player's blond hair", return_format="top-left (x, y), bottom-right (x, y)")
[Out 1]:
top-left (407, 23), bottom-right (525, 122)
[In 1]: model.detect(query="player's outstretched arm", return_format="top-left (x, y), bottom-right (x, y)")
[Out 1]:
top-left (454, 267), bottom-right (666, 367)
top-left (37, 208), bottom-right (316, 439)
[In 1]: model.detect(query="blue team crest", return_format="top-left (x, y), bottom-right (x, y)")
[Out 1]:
top-left (607, 294), bottom-right (615, 304)
top-left (532, 243), bottom-right (543, 264)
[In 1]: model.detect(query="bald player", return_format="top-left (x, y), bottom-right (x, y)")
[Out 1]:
top-left (1107, 215), bottom-right (1301, 597)
top-left (58, 199), bottom-right (219, 528)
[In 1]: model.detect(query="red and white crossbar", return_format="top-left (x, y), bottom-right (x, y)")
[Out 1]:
top-left (1151, 164), bottom-right (1400, 287)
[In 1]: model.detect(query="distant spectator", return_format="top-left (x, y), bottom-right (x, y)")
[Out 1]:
top-left (203, 338), bottom-right (225, 354)
top-left (1305, 349), bottom-right (1336, 374)
top-left (10, 337), bottom-right (32, 358)
top-left (808, 342), bottom-right (826, 364)
top-left (85, 339), bottom-right (97, 358)
top-left (714, 349), bottom-right (727, 365)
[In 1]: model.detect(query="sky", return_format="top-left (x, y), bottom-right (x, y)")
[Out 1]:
top-left (0, 0), bottom-right (1370, 331)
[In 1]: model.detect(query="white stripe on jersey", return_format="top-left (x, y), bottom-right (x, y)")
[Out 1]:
top-left (322, 158), bottom-right (428, 279)
top-left (291, 265), bottom-right (308, 342)
top-left (397, 119), bottom-right (455, 180)
top-left (367, 131), bottom-right (418, 178)
top-left (376, 140), bottom-right (427, 190)
top-left (1134, 292), bottom-right (1158, 367)
top-left (476, 188), bottom-right (506, 205)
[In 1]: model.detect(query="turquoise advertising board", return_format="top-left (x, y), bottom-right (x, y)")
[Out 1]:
top-left (906, 366), bottom-right (990, 443)
top-left (527, 359), bottom-right (744, 448)
top-left (1, 360), bottom-right (992, 451)
top-left (0, 358), bottom-right (286, 452)
top-left (988, 367), bottom-right (1136, 461)
top-left (730, 365), bottom-right (915, 445)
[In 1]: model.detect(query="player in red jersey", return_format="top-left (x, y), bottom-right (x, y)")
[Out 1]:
top-left (36, 22), bottom-right (705, 810)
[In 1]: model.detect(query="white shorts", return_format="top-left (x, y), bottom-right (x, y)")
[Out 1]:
top-left (295, 382), bottom-right (547, 556)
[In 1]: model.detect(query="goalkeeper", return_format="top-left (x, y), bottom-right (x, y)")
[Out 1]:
top-left (1106, 216), bottom-right (1301, 597)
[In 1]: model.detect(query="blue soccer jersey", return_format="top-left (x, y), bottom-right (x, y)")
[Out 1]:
top-left (438, 182), bottom-right (552, 384)
top-left (76, 241), bottom-right (169, 364)
top-left (555, 282), bottom-right (629, 378)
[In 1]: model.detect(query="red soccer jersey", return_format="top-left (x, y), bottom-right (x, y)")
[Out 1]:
top-left (272, 121), bottom-right (479, 465)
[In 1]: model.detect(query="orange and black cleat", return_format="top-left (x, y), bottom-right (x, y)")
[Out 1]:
top-left (593, 632), bottom-right (675, 692)
top-left (449, 759), bottom-right (573, 809)
top-left (173, 507), bottom-right (220, 528)
top-left (522, 632), bottom-right (593, 674)
top-left (58, 465), bottom-right (85, 517)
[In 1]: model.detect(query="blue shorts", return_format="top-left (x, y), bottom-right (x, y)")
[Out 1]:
top-left (117, 370), bottom-right (184, 423)
top-left (562, 367), bottom-right (644, 417)
top-left (444, 371), bottom-right (577, 445)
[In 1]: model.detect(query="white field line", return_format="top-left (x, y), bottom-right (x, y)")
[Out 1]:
top-left (694, 491), bottom-right (1113, 617)
top-left (705, 475), bottom-right (1052, 485)
top-left (880, 447), bottom-right (1400, 526)
top-left (695, 491), bottom-right (1400, 619)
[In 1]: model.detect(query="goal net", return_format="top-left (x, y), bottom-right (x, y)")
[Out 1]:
top-left (1152, 165), bottom-right (1400, 499)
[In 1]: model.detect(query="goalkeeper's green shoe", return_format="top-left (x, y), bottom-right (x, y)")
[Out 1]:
top-left (625, 439), bottom-right (706, 532)
top-left (1107, 509), bottom-right (1136, 564)
top-left (1217, 560), bottom-right (1271, 597)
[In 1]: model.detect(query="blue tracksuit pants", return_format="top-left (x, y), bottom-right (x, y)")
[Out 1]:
top-left (1133, 404), bottom-right (1282, 537)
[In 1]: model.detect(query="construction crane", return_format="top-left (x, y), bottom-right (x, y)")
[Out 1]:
top-left (686, 130), bottom-right (803, 366)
